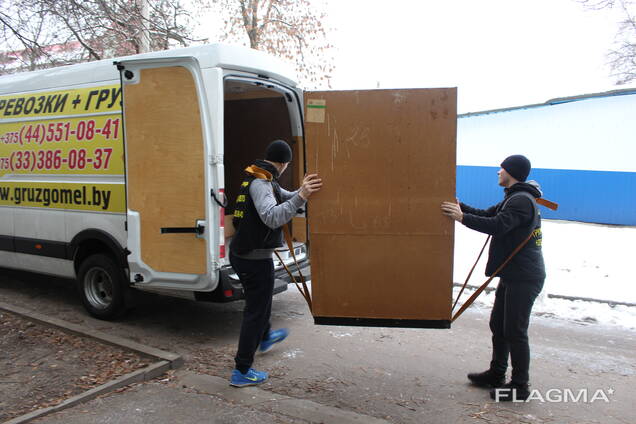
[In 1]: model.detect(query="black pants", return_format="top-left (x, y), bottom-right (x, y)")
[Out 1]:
top-left (489, 278), bottom-right (544, 385)
top-left (230, 252), bottom-right (275, 374)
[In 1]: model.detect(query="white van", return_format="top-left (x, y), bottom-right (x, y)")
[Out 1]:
top-left (0, 44), bottom-right (310, 319)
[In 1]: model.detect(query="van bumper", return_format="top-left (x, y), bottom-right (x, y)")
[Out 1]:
top-left (196, 260), bottom-right (310, 303)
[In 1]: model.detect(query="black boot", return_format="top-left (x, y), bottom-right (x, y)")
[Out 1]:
top-left (490, 382), bottom-right (531, 401)
top-left (467, 370), bottom-right (505, 388)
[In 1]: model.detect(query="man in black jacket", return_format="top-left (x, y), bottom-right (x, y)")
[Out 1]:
top-left (441, 154), bottom-right (545, 401)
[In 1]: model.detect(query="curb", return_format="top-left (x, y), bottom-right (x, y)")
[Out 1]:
top-left (0, 302), bottom-right (183, 424)
top-left (178, 371), bottom-right (392, 424)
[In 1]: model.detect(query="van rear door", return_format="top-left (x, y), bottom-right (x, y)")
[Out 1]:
top-left (303, 88), bottom-right (457, 328)
top-left (117, 58), bottom-right (215, 289)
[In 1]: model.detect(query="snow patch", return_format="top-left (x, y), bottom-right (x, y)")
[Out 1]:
top-left (329, 331), bottom-right (354, 338)
top-left (283, 348), bottom-right (303, 359)
top-left (452, 220), bottom-right (636, 329)
top-left (453, 285), bottom-right (636, 330)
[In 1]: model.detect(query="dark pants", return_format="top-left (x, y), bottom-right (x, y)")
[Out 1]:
top-left (489, 278), bottom-right (544, 385)
top-left (229, 252), bottom-right (275, 374)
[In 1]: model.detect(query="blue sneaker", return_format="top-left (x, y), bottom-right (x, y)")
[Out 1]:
top-left (259, 328), bottom-right (289, 353)
top-left (230, 368), bottom-right (268, 387)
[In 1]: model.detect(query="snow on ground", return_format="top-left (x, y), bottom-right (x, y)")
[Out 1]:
top-left (453, 286), bottom-right (636, 330)
top-left (452, 220), bottom-right (636, 330)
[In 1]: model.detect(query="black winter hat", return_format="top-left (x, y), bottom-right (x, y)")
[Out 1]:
top-left (501, 154), bottom-right (531, 182)
top-left (265, 140), bottom-right (292, 163)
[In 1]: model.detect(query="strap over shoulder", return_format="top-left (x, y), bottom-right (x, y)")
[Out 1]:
top-left (245, 165), bottom-right (273, 181)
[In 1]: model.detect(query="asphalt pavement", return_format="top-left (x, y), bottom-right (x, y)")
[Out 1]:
top-left (1, 269), bottom-right (635, 424)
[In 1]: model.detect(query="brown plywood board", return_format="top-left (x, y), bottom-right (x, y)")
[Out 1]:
top-left (124, 67), bottom-right (206, 274)
top-left (305, 88), bottom-right (457, 323)
top-left (291, 135), bottom-right (307, 243)
top-left (292, 217), bottom-right (307, 244)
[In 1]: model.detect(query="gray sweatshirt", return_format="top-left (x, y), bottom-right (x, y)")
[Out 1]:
top-left (233, 179), bottom-right (306, 260)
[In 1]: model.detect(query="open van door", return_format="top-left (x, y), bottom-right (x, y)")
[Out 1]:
top-left (304, 88), bottom-right (457, 328)
top-left (118, 59), bottom-right (214, 289)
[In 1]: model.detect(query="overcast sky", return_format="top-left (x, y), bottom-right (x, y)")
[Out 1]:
top-left (323, 0), bottom-right (629, 113)
top-left (201, 0), bottom-right (630, 113)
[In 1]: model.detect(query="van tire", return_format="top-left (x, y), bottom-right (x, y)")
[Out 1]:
top-left (77, 254), bottom-right (127, 320)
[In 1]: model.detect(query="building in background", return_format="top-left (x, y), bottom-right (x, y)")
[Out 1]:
top-left (0, 42), bottom-right (84, 74)
top-left (457, 89), bottom-right (636, 225)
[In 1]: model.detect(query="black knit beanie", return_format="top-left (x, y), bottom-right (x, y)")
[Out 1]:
top-left (265, 140), bottom-right (292, 163)
top-left (501, 155), bottom-right (531, 182)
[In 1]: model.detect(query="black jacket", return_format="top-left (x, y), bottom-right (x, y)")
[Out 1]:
top-left (460, 181), bottom-right (546, 281)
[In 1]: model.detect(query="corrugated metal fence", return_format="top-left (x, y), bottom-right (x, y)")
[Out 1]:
top-left (456, 89), bottom-right (636, 225)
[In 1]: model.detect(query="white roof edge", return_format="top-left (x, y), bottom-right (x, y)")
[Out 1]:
top-left (459, 87), bottom-right (636, 118)
top-left (0, 43), bottom-right (298, 94)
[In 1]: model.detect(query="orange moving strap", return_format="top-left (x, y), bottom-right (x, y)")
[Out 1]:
top-left (245, 165), bottom-right (273, 181)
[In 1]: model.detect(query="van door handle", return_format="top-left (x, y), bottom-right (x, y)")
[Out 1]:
top-left (160, 226), bottom-right (204, 234)
top-left (161, 219), bottom-right (205, 238)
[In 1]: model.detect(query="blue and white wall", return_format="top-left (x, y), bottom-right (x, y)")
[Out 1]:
top-left (457, 90), bottom-right (636, 225)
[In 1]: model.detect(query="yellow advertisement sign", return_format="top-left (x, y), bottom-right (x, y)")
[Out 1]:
top-left (1, 84), bottom-right (125, 213)
top-left (1, 84), bottom-right (124, 181)
top-left (0, 182), bottom-right (125, 213)
top-left (0, 85), bottom-right (121, 118)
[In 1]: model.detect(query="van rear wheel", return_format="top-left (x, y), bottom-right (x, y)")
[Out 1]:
top-left (78, 254), bottom-right (126, 320)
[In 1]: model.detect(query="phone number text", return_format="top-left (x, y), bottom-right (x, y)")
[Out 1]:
top-left (0, 148), bottom-right (113, 171)
top-left (1, 118), bottom-right (120, 146)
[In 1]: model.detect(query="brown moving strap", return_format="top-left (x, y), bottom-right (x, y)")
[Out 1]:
top-left (277, 224), bottom-right (313, 312)
top-left (452, 235), bottom-right (490, 312)
top-left (451, 229), bottom-right (534, 322)
top-left (536, 198), bottom-right (558, 210)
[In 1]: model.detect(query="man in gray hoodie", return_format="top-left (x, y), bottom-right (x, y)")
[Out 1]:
top-left (229, 139), bottom-right (322, 387)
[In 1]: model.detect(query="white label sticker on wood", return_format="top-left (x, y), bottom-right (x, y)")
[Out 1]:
top-left (306, 99), bottom-right (326, 123)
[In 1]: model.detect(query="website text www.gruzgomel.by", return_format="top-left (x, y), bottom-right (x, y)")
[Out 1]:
top-left (0, 184), bottom-right (112, 210)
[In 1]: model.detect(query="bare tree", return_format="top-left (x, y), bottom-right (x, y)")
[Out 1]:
top-left (579, 0), bottom-right (636, 84)
top-left (0, 0), bottom-right (200, 75)
top-left (209, 0), bottom-right (334, 88)
top-left (0, 0), bottom-right (59, 72)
